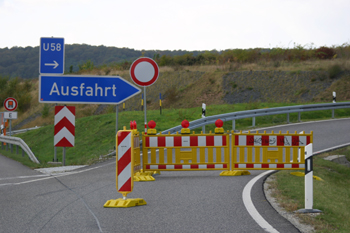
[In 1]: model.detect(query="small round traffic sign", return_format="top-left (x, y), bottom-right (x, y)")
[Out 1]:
top-left (4, 97), bottom-right (18, 111)
top-left (130, 57), bottom-right (159, 87)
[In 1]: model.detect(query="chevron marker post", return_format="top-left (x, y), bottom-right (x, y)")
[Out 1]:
top-left (54, 106), bottom-right (75, 166)
top-left (54, 106), bottom-right (75, 147)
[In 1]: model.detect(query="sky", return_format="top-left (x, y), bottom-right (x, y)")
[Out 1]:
top-left (0, 0), bottom-right (350, 51)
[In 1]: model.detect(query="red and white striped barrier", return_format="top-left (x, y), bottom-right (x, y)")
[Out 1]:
top-left (234, 135), bottom-right (310, 146)
top-left (145, 135), bottom-right (227, 147)
top-left (234, 163), bottom-right (304, 169)
top-left (117, 131), bottom-right (133, 193)
top-left (146, 164), bottom-right (227, 170)
top-left (54, 106), bottom-right (75, 147)
top-left (231, 132), bottom-right (313, 171)
top-left (143, 134), bottom-right (230, 172)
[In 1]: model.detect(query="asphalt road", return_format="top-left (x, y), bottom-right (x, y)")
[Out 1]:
top-left (1, 118), bottom-right (349, 233)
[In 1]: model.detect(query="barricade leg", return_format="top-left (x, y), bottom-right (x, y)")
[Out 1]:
top-left (220, 134), bottom-right (250, 176)
top-left (104, 192), bottom-right (147, 208)
top-left (134, 169), bottom-right (155, 182)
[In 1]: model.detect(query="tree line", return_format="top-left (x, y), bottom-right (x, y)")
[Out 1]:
top-left (1, 43), bottom-right (350, 79)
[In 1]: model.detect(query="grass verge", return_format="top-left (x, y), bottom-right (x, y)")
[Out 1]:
top-left (0, 102), bottom-right (349, 168)
top-left (268, 146), bottom-right (350, 232)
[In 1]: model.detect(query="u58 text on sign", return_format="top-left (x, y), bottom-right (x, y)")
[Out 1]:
top-left (39, 75), bottom-right (141, 104)
top-left (40, 37), bottom-right (65, 74)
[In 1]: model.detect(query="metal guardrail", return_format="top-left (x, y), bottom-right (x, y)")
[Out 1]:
top-left (161, 102), bottom-right (350, 134)
top-left (11, 126), bottom-right (40, 135)
top-left (0, 135), bottom-right (40, 164)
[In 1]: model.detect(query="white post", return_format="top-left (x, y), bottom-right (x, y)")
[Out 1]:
top-left (305, 143), bottom-right (313, 209)
top-left (332, 91), bottom-right (336, 118)
top-left (202, 103), bottom-right (206, 133)
top-left (297, 143), bottom-right (322, 213)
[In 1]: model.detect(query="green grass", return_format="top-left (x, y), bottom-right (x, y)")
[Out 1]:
top-left (1, 102), bottom-right (350, 168)
top-left (271, 147), bottom-right (350, 232)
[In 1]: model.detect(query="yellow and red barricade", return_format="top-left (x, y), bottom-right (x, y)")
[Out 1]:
top-left (142, 119), bottom-right (230, 172)
top-left (231, 130), bottom-right (312, 170)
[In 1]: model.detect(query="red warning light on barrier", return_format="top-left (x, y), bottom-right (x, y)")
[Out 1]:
top-left (130, 121), bottom-right (134, 129)
top-left (215, 119), bottom-right (223, 128)
top-left (181, 120), bottom-right (189, 128)
top-left (148, 120), bottom-right (156, 129)
top-left (133, 120), bottom-right (137, 130)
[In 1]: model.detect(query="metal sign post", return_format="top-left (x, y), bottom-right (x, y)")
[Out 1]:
top-left (144, 87), bottom-right (147, 133)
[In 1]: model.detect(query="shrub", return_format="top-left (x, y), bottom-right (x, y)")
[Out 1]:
top-left (41, 104), bottom-right (50, 118)
top-left (316, 47), bottom-right (336, 59)
top-left (328, 64), bottom-right (342, 79)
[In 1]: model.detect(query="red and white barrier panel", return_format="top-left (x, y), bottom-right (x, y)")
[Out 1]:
top-left (234, 135), bottom-right (310, 146)
top-left (54, 106), bottom-right (75, 147)
top-left (117, 131), bottom-right (133, 193)
top-left (146, 164), bottom-right (227, 170)
top-left (145, 135), bottom-right (227, 148)
top-left (234, 163), bottom-right (305, 169)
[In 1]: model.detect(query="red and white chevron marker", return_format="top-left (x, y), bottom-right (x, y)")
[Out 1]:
top-left (54, 106), bottom-right (75, 147)
top-left (116, 130), bottom-right (133, 195)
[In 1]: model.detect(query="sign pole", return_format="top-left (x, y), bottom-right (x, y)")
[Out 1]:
top-left (54, 104), bottom-right (57, 162)
top-left (9, 119), bottom-right (12, 136)
top-left (144, 86), bottom-right (147, 134)
top-left (63, 147), bottom-right (66, 166)
top-left (116, 104), bottom-right (119, 134)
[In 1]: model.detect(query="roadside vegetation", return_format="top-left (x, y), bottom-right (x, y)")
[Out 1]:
top-left (1, 103), bottom-right (349, 169)
top-left (268, 146), bottom-right (350, 232)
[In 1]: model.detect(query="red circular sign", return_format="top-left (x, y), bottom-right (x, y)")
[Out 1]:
top-left (130, 57), bottom-right (159, 87)
top-left (4, 97), bottom-right (18, 111)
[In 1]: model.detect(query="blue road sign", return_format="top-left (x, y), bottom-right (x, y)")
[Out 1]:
top-left (40, 37), bottom-right (65, 74)
top-left (39, 75), bottom-right (141, 104)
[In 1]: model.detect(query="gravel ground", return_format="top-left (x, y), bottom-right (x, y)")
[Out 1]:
top-left (222, 70), bottom-right (343, 103)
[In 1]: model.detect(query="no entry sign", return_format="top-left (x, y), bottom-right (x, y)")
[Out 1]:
top-left (130, 57), bottom-right (159, 87)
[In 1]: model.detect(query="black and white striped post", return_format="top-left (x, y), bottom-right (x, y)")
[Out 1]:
top-left (201, 103), bottom-right (206, 133)
top-left (297, 143), bottom-right (322, 213)
top-left (332, 91), bottom-right (336, 118)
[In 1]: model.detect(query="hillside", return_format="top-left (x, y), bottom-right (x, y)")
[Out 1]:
top-left (0, 44), bottom-right (204, 79)
top-left (2, 58), bottom-right (350, 131)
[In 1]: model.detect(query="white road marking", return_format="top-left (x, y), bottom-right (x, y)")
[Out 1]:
top-left (0, 161), bottom-right (115, 187)
top-left (243, 170), bottom-right (279, 233)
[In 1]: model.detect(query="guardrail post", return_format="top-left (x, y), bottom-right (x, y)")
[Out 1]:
top-left (232, 119), bottom-right (235, 131)
top-left (22, 148), bottom-right (25, 157)
top-left (298, 112), bottom-right (301, 122)
top-left (1, 142), bottom-right (3, 150)
top-left (6, 143), bottom-right (8, 151)
top-left (11, 144), bottom-right (13, 153)
top-left (16, 145), bottom-right (18, 154)
top-left (287, 113), bottom-right (290, 123)
top-left (332, 109), bottom-right (335, 119)
top-left (252, 117), bottom-right (255, 127)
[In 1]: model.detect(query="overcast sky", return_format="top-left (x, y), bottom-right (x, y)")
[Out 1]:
top-left (1, 0), bottom-right (349, 51)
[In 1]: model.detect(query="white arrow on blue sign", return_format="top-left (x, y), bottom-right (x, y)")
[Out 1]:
top-left (39, 75), bottom-right (141, 104)
top-left (40, 37), bottom-right (65, 74)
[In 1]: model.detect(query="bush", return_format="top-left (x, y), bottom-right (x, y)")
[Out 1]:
top-left (41, 104), bottom-right (50, 118)
top-left (316, 47), bottom-right (336, 59)
top-left (328, 64), bottom-right (342, 79)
